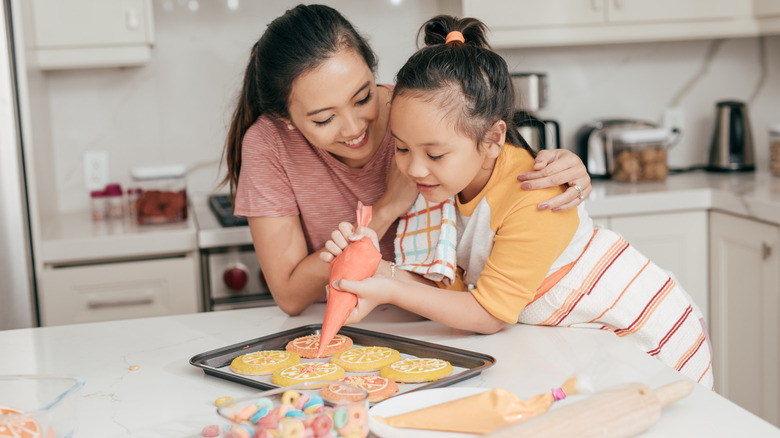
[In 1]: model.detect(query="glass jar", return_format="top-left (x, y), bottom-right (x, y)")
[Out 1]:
top-left (90, 190), bottom-right (107, 221)
top-left (104, 183), bottom-right (125, 219)
top-left (131, 164), bottom-right (188, 225)
top-left (770, 124), bottom-right (780, 176)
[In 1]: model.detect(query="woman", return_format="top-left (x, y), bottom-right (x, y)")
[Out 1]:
top-left (223, 4), bottom-right (592, 316)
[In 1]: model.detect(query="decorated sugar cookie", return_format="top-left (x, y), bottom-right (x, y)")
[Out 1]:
top-left (285, 334), bottom-right (353, 359)
top-left (0, 406), bottom-right (42, 438)
top-left (330, 346), bottom-right (401, 372)
top-left (322, 375), bottom-right (399, 403)
top-left (271, 362), bottom-right (346, 386)
top-left (380, 358), bottom-right (453, 383)
top-left (229, 350), bottom-right (301, 376)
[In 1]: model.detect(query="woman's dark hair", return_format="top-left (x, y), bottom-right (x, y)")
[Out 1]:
top-left (393, 15), bottom-right (530, 154)
top-left (222, 4), bottom-right (378, 195)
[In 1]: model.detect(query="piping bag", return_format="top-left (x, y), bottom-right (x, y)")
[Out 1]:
top-left (373, 378), bottom-right (579, 435)
top-left (317, 201), bottom-right (382, 358)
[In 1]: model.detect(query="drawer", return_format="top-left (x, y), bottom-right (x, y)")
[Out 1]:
top-left (38, 254), bottom-right (199, 326)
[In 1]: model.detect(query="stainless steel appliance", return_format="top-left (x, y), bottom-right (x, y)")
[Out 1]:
top-left (575, 119), bottom-right (680, 179)
top-left (0, 0), bottom-right (37, 330)
top-left (708, 100), bottom-right (755, 172)
top-left (511, 72), bottom-right (559, 150)
top-left (194, 194), bottom-right (275, 311)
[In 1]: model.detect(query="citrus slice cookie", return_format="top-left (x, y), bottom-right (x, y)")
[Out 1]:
top-left (322, 375), bottom-right (399, 403)
top-left (230, 350), bottom-right (300, 376)
top-left (330, 346), bottom-right (401, 372)
top-left (285, 334), bottom-right (353, 358)
top-left (380, 358), bottom-right (453, 383)
top-left (271, 362), bottom-right (346, 386)
top-left (0, 406), bottom-right (42, 438)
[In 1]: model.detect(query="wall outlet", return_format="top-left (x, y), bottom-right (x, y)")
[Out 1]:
top-left (663, 107), bottom-right (685, 133)
top-left (84, 150), bottom-right (109, 191)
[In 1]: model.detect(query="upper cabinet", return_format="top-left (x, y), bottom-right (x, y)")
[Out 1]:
top-left (458, 0), bottom-right (778, 48)
top-left (20, 0), bottom-right (155, 70)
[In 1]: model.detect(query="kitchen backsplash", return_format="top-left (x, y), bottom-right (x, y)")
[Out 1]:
top-left (41, 1), bottom-right (780, 213)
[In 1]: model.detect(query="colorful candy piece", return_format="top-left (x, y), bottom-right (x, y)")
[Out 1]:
top-left (317, 202), bottom-right (381, 358)
top-left (201, 424), bottom-right (221, 438)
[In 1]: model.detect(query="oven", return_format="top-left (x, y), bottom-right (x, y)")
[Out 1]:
top-left (193, 194), bottom-right (276, 311)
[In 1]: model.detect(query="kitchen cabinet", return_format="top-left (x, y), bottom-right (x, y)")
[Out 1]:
top-left (709, 211), bottom-right (780, 426)
top-left (20, 0), bottom-right (155, 70)
top-left (457, 0), bottom-right (763, 48)
top-left (38, 253), bottom-right (200, 326)
top-left (590, 210), bottom-right (709, 324)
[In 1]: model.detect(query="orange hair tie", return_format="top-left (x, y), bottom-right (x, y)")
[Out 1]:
top-left (445, 31), bottom-right (465, 45)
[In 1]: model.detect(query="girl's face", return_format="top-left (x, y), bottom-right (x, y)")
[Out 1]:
top-left (286, 48), bottom-right (382, 168)
top-left (390, 94), bottom-right (499, 204)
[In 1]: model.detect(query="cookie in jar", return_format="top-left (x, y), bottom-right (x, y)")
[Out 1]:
top-left (130, 165), bottom-right (188, 225)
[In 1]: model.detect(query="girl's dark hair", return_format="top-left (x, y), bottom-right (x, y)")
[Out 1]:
top-left (222, 4), bottom-right (378, 195)
top-left (393, 15), bottom-right (530, 154)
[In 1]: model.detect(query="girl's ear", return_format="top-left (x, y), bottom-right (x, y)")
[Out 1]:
top-left (481, 120), bottom-right (506, 158)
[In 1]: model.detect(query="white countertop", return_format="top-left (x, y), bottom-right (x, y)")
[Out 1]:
top-left (1, 304), bottom-right (777, 437)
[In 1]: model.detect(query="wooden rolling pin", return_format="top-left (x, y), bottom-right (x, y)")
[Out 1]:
top-left (486, 380), bottom-right (694, 438)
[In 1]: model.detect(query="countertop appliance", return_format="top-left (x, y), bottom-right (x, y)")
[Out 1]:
top-left (576, 119), bottom-right (671, 178)
top-left (708, 100), bottom-right (755, 172)
top-left (511, 72), bottom-right (559, 150)
top-left (0, 1), bottom-right (36, 329)
top-left (194, 194), bottom-right (274, 311)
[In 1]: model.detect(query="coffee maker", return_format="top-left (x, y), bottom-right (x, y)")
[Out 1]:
top-left (511, 72), bottom-right (560, 150)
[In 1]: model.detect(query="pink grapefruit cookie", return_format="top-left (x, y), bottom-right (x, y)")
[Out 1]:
top-left (285, 334), bottom-right (353, 359)
top-left (229, 350), bottom-right (300, 376)
top-left (330, 346), bottom-right (401, 372)
top-left (323, 375), bottom-right (399, 403)
top-left (271, 362), bottom-right (346, 386)
top-left (380, 358), bottom-right (453, 383)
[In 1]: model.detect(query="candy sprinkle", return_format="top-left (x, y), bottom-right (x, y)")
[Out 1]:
top-left (129, 365), bottom-right (140, 371)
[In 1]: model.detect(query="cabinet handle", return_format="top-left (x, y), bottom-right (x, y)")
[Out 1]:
top-left (591, 0), bottom-right (602, 11)
top-left (87, 296), bottom-right (154, 309)
top-left (763, 243), bottom-right (773, 261)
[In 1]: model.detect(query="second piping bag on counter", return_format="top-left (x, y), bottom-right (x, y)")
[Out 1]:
top-left (317, 201), bottom-right (382, 358)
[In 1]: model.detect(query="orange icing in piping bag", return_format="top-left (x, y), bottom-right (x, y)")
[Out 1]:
top-left (317, 201), bottom-right (382, 358)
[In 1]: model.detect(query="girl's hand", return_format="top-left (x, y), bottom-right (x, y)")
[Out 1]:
top-left (319, 223), bottom-right (381, 263)
top-left (517, 149), bottom-right (592, 212)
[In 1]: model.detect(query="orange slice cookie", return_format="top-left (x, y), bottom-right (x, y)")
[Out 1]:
top-left (380, 358), bottom-right (453, 383)
top-left (271, 362), bottom-right (346, 387)
top-left (230, 350), bottom-right (300, 376)
top-left (0, 406), bottom-right (42, 438)
top-left (330, 346), bottom-right (401, 372)
top-left (322, 375), bottom-right (399, 403)
top-left (285, 334), bottom-right (353, 358)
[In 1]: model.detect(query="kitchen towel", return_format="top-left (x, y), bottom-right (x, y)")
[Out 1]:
top-left (394, 194), bottom-right (457, 286)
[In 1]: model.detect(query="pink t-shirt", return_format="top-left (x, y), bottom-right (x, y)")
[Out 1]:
top-left (233, 89), bottom-right (396, 259)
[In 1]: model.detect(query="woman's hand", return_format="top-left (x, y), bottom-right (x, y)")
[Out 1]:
top-left (517, 148), bottom-right (592, 212)
top-left (332, 276), bottom-right (394, 325)
top-left (319, 222), bottom-right (381, 263)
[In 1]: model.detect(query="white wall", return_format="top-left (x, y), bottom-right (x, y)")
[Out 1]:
top-left (38, 1), bottom-right (780, 213)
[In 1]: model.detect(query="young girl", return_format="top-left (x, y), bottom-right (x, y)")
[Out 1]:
top-left (222, 4), bottom-right (593, 316)
top-left (323, 15), bottom-right (713, 388)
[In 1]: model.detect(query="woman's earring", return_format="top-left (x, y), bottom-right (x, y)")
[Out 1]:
top-left (286, 123), bottom-right (295, 130)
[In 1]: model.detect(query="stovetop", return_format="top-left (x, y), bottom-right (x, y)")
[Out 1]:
top-left (208, 194), bottom-right (248, 227)
top-left (192, 194), bottom-right (253, 249)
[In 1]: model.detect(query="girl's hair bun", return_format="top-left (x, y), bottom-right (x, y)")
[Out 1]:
top-left (418, 15), bottom-right (491, 50)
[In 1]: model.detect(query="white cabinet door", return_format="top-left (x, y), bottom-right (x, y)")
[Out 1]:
top-left (607, 0), bottom-right (751, 23)
top-left (23, 0), bottom-right (154, 69)
top-left (462, 0), bottom-right (605, 29)
top-left (710, 212), bottom-right (780, 426)
top-left (39, 254), bottom-right (200, 326)
top-left (610, 211), bottom-right (709, 324)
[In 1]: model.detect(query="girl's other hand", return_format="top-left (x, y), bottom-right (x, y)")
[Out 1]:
top-left (319, 223), bottom-right (380, 263)
top-left (517, 148), bottom-right (592, 211)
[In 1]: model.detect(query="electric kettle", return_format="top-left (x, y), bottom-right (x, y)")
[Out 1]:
top-left (708, 100), bottom-right (755, 171)
top-left (513, 111), bottom-right (560, 150)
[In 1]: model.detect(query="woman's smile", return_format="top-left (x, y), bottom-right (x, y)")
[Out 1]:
top-left (343, 130), bottom-right (368, 149)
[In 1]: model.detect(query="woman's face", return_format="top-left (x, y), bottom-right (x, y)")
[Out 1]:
top-left (286, 48), bottom-right (382, 168)
top-left (390, 94), bottom-right (497, 204)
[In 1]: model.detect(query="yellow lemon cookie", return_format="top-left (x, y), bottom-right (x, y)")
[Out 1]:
top-left (230, 350), bottom-right (301, 376)
top-left (271, 362), bottom-right (346, 386)
top-left (285, 334), bottom-right (353, 359)
top-left (330, 346), bottom-right (401, 372)
top-left (380, 358), bottom-right (453, 383)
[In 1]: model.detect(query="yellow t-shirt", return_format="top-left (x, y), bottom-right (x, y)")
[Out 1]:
top-left (449, 144), bottom-right (591, 323)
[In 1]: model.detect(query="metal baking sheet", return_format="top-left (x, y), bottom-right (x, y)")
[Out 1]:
top-left (190, 324), bottom-right (496, 397)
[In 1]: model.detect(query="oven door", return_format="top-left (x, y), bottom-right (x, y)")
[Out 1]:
top-left (201, 245), bottom-right (276, 311)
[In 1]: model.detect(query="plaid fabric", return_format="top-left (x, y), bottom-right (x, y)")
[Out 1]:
top-left (394, 195), bottom-right (458, 286)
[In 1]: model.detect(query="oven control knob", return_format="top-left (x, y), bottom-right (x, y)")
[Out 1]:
top-left (223, 264), bottom-right (249, 291)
